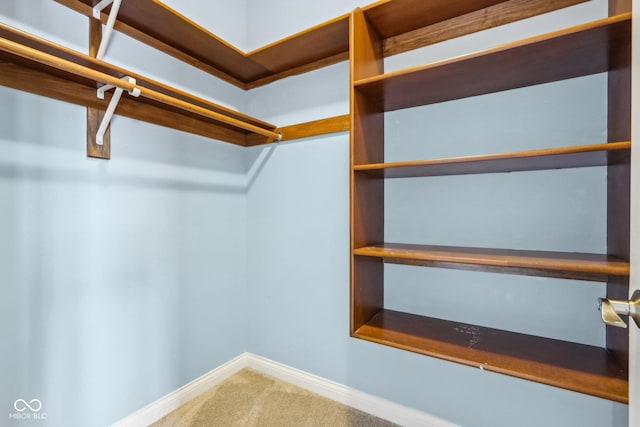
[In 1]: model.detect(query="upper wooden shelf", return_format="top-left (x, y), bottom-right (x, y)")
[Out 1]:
top-left (54, 0), bottom-right (350, 89)
top-left (365, 0), bottom-right (589, 57)
top-left (354, 14), bottom-right (632, 111)
top-left (353, 243), bottom-right (630, 282)
top-left (354, 141), bottom-right (631, 178)
top-left (361, 0), bottom-right (511, 39)
top-left (0, 23), bottom-right (278, 146)
top-left (354, 309), bottom-right (628, 403)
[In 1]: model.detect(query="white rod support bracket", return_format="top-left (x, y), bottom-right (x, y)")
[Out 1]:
top-left (93, 0), bottom-right (122, 60)
top-left (96, 76), bottom-right (140, 146)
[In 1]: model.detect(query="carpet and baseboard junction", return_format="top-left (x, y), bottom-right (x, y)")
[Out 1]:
top-left (150, 368), bottom-right (397, 426)
top-left (112, 353), bottom-right (456, 427)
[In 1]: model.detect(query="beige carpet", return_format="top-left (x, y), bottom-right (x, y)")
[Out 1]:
top-left (150, 368), bottom-right (399, 427)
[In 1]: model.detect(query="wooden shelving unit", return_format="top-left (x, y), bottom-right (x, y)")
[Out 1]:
top-left (54, 0), bottom-right (351, 89)
top-left (0, 22), bottom-right (278, 147)
top-left (350, 0), bottom-right (632, 403)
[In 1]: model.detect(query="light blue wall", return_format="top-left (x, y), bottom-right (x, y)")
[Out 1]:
top-left (0, 1), bottom-right (632, 426)
top-left (245, 0), bottom-right (371, 51)
top-left (246, 1), bottom-right (628, 426)
top-left (384, 74), bottom-right (608, 348)
top-left (0, 1), bottom-right (249, 426)
top-left (161, 0), bottom-right (248, 51)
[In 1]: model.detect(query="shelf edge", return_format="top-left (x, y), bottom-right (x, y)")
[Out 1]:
top-left (353, 244), bottom-right (630, 278)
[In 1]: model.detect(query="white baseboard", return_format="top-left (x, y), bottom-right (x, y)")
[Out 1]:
top-left (113, 352), bottom-right (457, 427)
top-left (245, 354), bottom-right (457, 427)
top-left (112, 353), bottom-right (251, 427)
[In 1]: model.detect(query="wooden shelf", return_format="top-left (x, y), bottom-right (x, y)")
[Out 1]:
top-left (55, 0), bottom-right (350, 89)
top-left (354, 142), bottom-right (631, 178)
top-left (0, 23), bottom-right (277, 146)
top-left (354, 14), bottom-right (631, 111)
top-left (374, 0), bottom-right (590, 57)
top-left (361, 0), bottom-right (518, 40)
top-left (353, 243), bottom-right (629, 282)
top-left (354, 309), bottom-right (628, 403)
top-left (245, 15), bottom-right (350, 89)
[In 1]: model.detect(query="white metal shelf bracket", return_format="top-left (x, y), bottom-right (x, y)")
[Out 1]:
top-left (96, 76), bottom-right (141, 145)
top-left (93, 0), bottom-right (122, 60)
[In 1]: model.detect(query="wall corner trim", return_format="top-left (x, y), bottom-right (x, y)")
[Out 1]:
top-left (111, 353), bottom-right (457, 427)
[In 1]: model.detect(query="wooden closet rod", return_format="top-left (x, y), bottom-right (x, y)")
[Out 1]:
top-left (0, 37), bottom-right (280, 141)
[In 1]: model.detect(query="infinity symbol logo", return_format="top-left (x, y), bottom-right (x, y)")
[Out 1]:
top-left (14, 399), bottom-right (42, 412)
